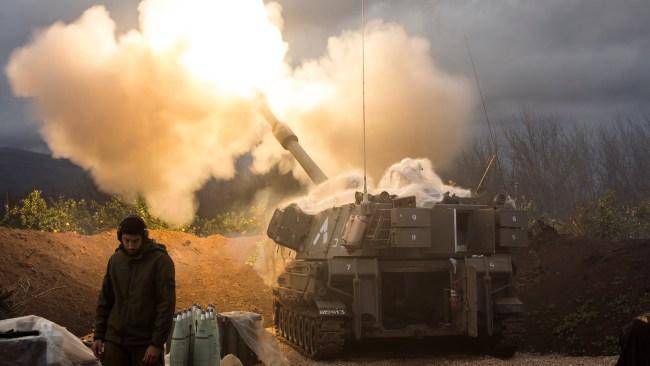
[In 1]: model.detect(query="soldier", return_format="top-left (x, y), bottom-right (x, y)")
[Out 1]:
top-left (92, 215), bottom-right (176, 366)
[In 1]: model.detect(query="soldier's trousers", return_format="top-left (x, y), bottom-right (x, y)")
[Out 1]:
top-left (102, 341), bottom-right (163, 366)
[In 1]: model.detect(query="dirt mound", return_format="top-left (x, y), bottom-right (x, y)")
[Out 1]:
top-left (515, 232), bottom-right (650, 355)
top-left (0, 228), bottom-right (272, 336)
top-left (1, 226), bottom-right (648, 356)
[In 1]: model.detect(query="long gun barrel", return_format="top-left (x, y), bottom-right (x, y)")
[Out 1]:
top-left (260, 102), bottom-right (328, 185)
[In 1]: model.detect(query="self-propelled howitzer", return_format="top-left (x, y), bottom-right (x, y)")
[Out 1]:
top-left (263, 108), bottom-right (527, 359)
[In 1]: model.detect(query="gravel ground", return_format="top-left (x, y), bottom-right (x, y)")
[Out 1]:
top-left (276, 339), bottom-right (618, 366)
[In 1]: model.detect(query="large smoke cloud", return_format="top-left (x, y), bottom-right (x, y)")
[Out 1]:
top-left (254, 20), bottom-right (472, 181)
top-left (6, 0), bottom-right (472, 225)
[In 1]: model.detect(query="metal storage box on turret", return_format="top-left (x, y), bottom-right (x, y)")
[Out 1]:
top-left (262, 104), bottom-right (527, 360)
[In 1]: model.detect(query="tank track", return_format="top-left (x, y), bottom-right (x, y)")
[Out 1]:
top-left (490, 314), bottom-right (526, 358)
top-left (274, 301), bottom-right (346, 360)
top-left (500, 315), bottom-right (526, 342)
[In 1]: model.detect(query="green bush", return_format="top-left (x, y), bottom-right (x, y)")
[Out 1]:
top-left (187, 208), bottom-right (263, 236)
top-left (1, 190), bottom-right (262, 236)
top-left (570, 192), bottom-right (650, 239)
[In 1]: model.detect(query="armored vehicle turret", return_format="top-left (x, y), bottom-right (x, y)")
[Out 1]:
top-left (263, 106), bottom-right (527, 359)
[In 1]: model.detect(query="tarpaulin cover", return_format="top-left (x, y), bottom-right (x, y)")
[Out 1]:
top-left (221, 311), bottom-right (286, 366)
top-left (0, 315), bottom-right (98, 366)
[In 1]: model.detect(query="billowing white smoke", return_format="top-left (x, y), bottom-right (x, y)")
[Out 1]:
top-left (378, 158), bottom-right (471, 206)
top-left (295, 158), bottom-right (471, 213)
top-left (252, 20), bottom-right (473, 182)
top-left (6, 0), bottom-right (472, 225)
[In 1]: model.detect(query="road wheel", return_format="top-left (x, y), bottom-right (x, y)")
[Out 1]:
top-left (301, 316), bottom-right (310, 351)
top-left (287, 311), bottom-right (296, 343)
top-left (280, 309), bottom-right (287, 338)
top-left (274, 304), bottom-right (281, 336)
top-left (306, 318), bottom-right (317, 356)
top-left (296, 315), bottom-right (304, 347)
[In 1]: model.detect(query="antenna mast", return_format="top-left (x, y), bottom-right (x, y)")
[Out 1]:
top-left (464, 32), bottom-right (506, 192)
top-left (463, 32), bottom-right (496, 152)
top-left (362, 0), bottom-right (368, 203)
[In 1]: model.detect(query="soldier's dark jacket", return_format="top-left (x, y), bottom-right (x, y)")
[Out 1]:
top-left (94, 239), bottom-right (175, 348)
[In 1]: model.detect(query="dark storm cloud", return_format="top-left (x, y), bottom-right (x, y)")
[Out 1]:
top-left (277, 0), bottom-right (650, 121)
top-left (0, 0), bottom-right (139, 149)
top-left (272, 0), bottom-right (361, 61)
top-left (2, 0), bottom-right (649, 150)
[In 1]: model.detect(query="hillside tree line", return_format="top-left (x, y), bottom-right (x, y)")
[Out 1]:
top-left (446, 113), bottom-right (649, 239)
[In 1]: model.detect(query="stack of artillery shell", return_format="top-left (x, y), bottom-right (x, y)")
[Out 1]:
top-left (170, 304), bottom-right (221, 366)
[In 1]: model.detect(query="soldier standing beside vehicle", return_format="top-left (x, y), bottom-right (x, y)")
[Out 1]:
top-left (92, 215), bottom-right (176, 366)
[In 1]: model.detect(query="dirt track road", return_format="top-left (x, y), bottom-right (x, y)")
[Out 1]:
top-left (277, 340), bottom-right (617, 366)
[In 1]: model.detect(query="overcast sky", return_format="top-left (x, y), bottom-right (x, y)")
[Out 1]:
top-left (1, 0), bottom-right (649, 151)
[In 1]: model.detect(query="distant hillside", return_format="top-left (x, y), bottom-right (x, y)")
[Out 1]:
top-left (0, 147), bottom-right (107, 208)
top-left (196, 155), bottom-right (303, 217)
top-left (0, 147), bottom-right (301, 217)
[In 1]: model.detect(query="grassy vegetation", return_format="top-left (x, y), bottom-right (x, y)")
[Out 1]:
top-left (569, 192), bottom-right (650, 240)
top-left (551, 291), bottom-right (650, 355)
top-left (552, 300), bottom-right (600, 351)
top-left (1, 189), bottom-right (263, 236)
top-left (531, 192), bottom-right (650, 240)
